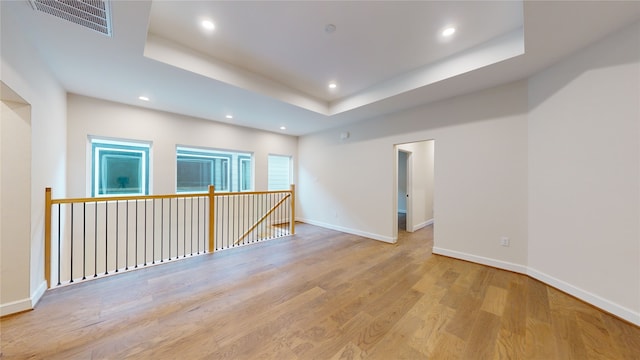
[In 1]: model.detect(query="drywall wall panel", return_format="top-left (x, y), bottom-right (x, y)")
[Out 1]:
top-left (298, 80), bottom-right (528, 266)
top-left (1, 5), bottom-right (67, 313)
top-left (528, 21), bottom-right (640, 323)
top-left (66, 95), bottom-right (298, 197)
top-left (0, 100), bottom-right (31, 315)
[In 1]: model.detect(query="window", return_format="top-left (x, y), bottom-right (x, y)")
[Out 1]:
top-left (92, 139), bottom-right (150, 197)
top-left (268, 154), bottom-right (291, 190)
top-left (177, 147), bottom-right (252, 192)
top-left (238, 155), bottom-right (252, 191)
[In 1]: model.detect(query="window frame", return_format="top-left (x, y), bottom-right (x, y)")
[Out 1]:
top-left (176, 146), bottom-right (253, 193)
top-left (91, 138), bottom-right (150, 197)
top-left (238, 155), bottom-right (252, 192)
top-left (268, 154), bottom-right (292, 191)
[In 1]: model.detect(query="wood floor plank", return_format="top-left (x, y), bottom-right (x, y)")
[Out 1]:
top-left (350, 288), bottom-right (423, 355)
top-left (480, 285), bottom-right (509, 317)
top-left (549, 312), bottom-right (589, 360)
top-left (501, 276), bottom-right (527, 336)
top-left (525, 317), bottom-right (557, 359)
top-left (463, 310), bottom-right (502, 359)
top-left (329, 261), bottom-right (419, 328)
top-left (600, 313), bottom-right (640, 360)
top-left (526, 276), bottom-right (552, 323)
top-left (576, 310), bottom-right (621, 360)
top-left (494, 327), bottom-right (526, 360)
top-left (444, 291), bottom-right (483, 341)
top-left (427, 331), bottom-right (467, 359)
top-left (329, 342), bottom-right (364, 360)
top-left (407, 303), bottom-right (456, 356)
top-left (363, 307), bottom-right (425, 359)
top-left (1, 222), bottom-right (638, 359)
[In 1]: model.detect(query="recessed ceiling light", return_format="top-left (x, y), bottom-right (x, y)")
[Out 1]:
top-left (280, 126), bottom-right (287, 130)
top-left (328, 82), bottom-right (337, 89)
top-left (201, 20), bottom-right (215, 31)
top-left (138, 96), bottom-right (149, 101)
top-left (225, 114), bottom-right (233, 119)
top-left (442, 27), bottom-right (456, 37)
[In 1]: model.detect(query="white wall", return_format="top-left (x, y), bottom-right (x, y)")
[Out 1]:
top-left (1, 6), bottom-right (67, 315)
top-left (299, 20), bottom-right (640, 325)
top-left (298, 81), bottom-right (529, 269)
top-left (528, 21), bottom-right (640, 323)
top-left (67, 94), bottom-right (298, 197)
top-left (424, 141), bottom-right (435, 223)
top-left (0, 99), bottom-right (31, 314)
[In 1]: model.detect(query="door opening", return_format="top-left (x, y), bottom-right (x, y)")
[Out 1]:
top-left (397, 150), bottom-right (412, 232)
top-left (394, 140), bottom-right (435, 240)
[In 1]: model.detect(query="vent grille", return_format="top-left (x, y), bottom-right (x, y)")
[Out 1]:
top-left (29, 0), bottom-right (112, 36)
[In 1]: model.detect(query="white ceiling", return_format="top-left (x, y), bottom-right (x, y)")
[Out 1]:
top-left (3, 1), bottom-right (640, 135)
top-left (148, 1), bottom-right (523, 102)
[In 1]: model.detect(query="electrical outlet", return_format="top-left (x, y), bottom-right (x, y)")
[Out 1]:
top-left (500, 236), bottom-right (510, 247)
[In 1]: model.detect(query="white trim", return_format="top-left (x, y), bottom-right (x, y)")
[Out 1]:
top-left (89, 136), bottom-right (152, 147)
top-left (0, 297), bottom-right (32, 316)
top-left (527, 267), bottom-right (640, 326)
top-left (432, 247), bottom-right (528, 274)
top-left (297, 218), bottom-right (396, 243)
top-left (31, 280), bottom-right (48, 308)
top-left (0, 281), bottom-right (47, 316)
top-left (412, 218), bottom-right (433, 232)
top-left (0, 280), bottom-right (48, 316)
top-left (433, 246), bottom-right (640, 326)
top-left (92, 141), bottom-right (149, 197)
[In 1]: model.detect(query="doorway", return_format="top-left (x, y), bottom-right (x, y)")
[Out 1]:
top-left (397, 150), bottom-right (412, 232)
top-left (394, 140), bottom-right (435, 239)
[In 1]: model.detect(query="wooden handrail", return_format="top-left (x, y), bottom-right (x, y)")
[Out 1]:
top-left (50, 192), bottom-right (209, 204)
top-left (213, 189), bottom-right (293, 197)
top-left (234, 193), bottom-right (291, 245)
top-left (50, 189), bottom-right (291, 204)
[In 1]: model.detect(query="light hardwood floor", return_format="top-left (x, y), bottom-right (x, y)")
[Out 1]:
top-left (1, 223), bottom-right (638, 359)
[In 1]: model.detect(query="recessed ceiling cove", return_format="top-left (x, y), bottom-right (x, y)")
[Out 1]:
top-left (144, 1), bottom-right (524, 116)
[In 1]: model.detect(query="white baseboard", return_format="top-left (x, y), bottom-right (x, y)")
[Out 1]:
top-left (412, 218), bottom-right (433, 232)
top-left (297, 218), bottom-right (396, 243)
top-left (31, 280), bottom-right (48, 308)
top-left (432, 247), bottom-right (527, 274)
top-left (527, 267), bottom-right (640, 326)
top-left (0, 297), bottom-right (32, 317)
top-left (0, 280), bottom-right (48, 317)
top-left (433, 246), bottom-right (639, 326)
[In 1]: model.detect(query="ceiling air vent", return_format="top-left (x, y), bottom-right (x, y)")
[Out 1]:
top-left (29, 0), bottom-right (113, 37)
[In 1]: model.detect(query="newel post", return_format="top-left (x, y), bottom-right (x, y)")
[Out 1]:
top-left (44, 187), bottom-right (52, 288)
top-left (290, 184), bottom-right (295, 235)
top-left (208, 185), bottom-right (215, 252)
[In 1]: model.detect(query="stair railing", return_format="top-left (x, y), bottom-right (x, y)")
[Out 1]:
top-left (44, 185), bottom-right (295, 288)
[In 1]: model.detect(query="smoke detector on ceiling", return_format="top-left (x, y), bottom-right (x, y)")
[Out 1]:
top-left (29, 0), bottom-right (113, 37)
